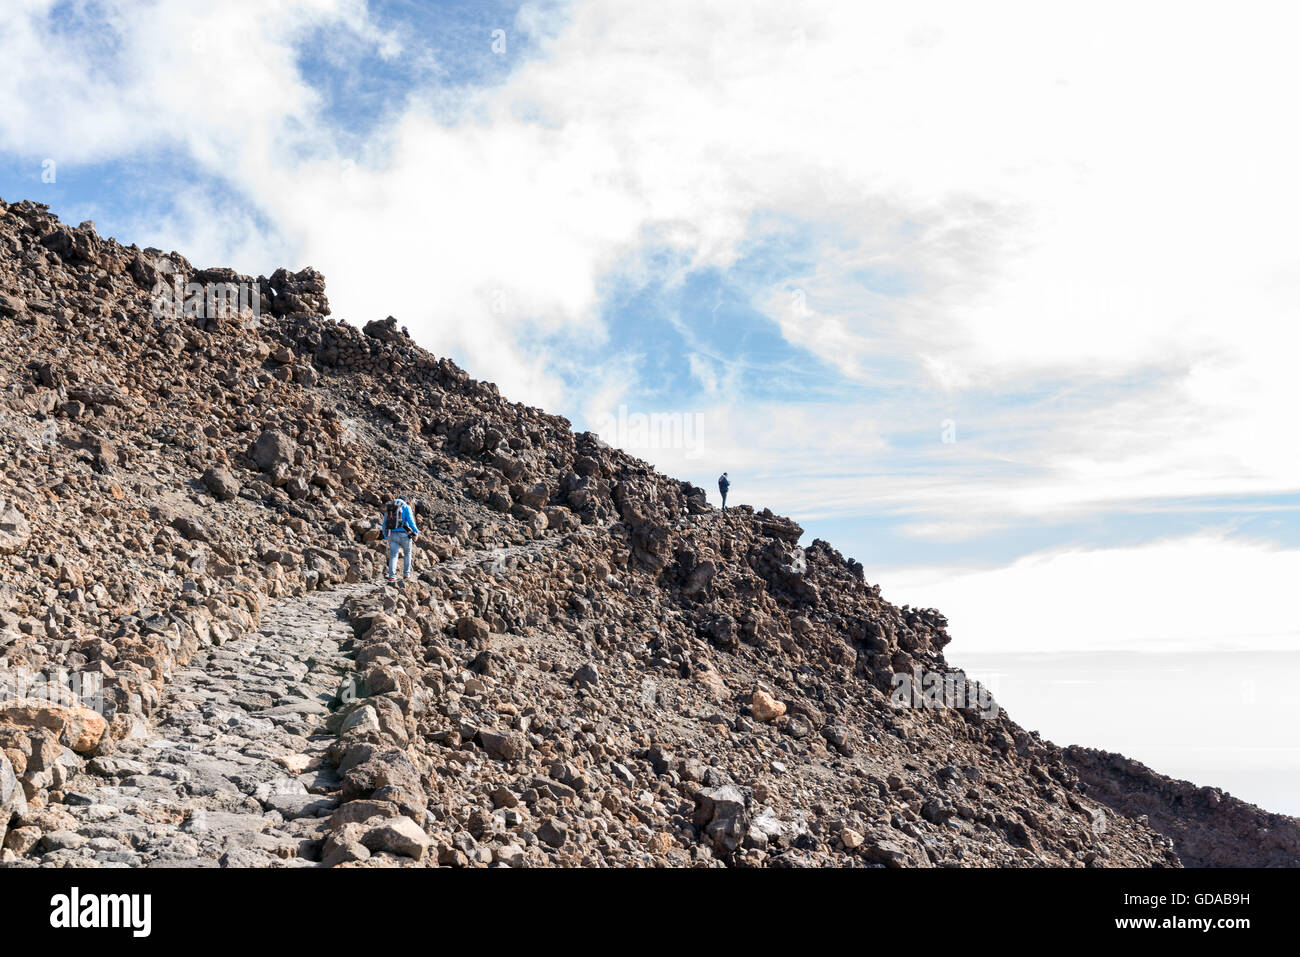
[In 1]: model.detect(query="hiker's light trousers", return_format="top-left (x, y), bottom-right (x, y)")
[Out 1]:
top-left (387, 530), bottom-right (413, 578)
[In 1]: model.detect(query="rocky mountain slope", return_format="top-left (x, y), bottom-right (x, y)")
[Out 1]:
top-left (0, 197), bottom-right (1294, 868)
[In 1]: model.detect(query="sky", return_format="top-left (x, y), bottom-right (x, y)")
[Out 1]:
top-left (2, 1), bottom-right (1299, 800)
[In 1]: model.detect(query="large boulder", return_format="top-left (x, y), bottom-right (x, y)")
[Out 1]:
top-left (0, 292), bottom-right (25, 318)
top-left (250, 429), bottom-right (297, 473)
top-left (455, 616), bottom-right (491, 645)
top-left (693, 785), bottom-right (750, 853)
top-left (201, 466), bottom-right (241, 501)
top-left (362, 316), bottom-right (401, 341)
top-left (478, 729), bottom-right (526, 762)
top-left (0, 703), bottom-right (107, 754)
top-left (859, 827), bottom-right (933, 868)
top-left (519, 481), bottom-right (550, 509)
top-left (751, 689), bottom-right (786, 722)
top-left (360, 816), bottom-right (428, 860)
top-left (537, 818), bottom-right (568, 848)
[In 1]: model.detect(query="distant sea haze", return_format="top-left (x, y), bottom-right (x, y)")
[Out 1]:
top-left (954, 649), bottom-right (1300, 816)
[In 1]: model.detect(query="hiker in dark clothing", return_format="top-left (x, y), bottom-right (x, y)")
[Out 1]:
top-left (718, 472), bottom-right (730, 511)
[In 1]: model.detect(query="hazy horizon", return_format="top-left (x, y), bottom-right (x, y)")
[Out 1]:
top-left (952, 648), bottom-right (1300, 816)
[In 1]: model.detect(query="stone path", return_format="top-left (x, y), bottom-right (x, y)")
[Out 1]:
top-left (9, 527), bottom-right (600, 868)
top-left (2, 520), bottom-right (618, 868)
top-left (11, 581), bottom-right (372, 868)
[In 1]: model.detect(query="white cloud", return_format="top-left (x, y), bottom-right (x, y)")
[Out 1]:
top-left (882, 535), bottom-right (1300, 654)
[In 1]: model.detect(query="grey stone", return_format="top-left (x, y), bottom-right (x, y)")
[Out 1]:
top-left (360, 817), bottom-right (428, 860)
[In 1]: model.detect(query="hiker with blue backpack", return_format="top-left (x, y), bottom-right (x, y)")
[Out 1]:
top-left (382, 497), bottom-right (420, 583)
top-left (718, 472), bottom-right (730, 511)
